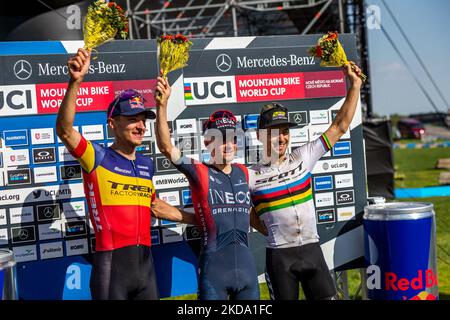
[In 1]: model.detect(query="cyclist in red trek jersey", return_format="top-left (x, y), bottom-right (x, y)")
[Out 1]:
top-left (57, 48), bottom-right (196, 300)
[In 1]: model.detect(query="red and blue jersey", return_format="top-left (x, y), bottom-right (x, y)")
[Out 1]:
top-left (173, 156), bottom-right (251, 253)
top-left (70, 136), bottom-right (156, 251)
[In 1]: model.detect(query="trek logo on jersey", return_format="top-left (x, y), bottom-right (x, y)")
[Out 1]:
top-left (108, 181), bottom-right (153, 198)
top-left (313, 175), bottom-right (333, 191)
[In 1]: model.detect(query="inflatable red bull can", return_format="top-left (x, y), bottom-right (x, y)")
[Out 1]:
top-left (363, 202), bottom-right (438, 300)
top-left (0, 249), bottom-right (18, 300)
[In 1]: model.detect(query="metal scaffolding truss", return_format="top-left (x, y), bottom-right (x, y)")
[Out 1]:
top-left (124, 0), bottom-right (336, 39)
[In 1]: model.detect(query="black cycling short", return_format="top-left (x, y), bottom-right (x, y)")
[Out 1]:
top-left (265, 242), bottom-right (336, 300)
top-left (90, 245), bottom-right (159, 300)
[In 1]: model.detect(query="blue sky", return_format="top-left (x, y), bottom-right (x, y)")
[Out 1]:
top-left (366, 0), bottom-right (450, 116)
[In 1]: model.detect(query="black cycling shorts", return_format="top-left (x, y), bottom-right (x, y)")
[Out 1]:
top-left (90, 245), bottom-right (159, 300)
top-left (265, 242), bottom-right (336, 300)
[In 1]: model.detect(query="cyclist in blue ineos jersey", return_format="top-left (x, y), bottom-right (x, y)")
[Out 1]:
top-left (154, 76), bottom-right (259, 300)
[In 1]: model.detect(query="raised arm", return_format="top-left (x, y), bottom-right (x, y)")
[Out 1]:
top-left (151, 198), bottom-right (197, 225)
top-left (324, 62), bottom-right (363, 147)
top-left (56, 48), bottom-right (91, 151)
top-left (154, 76), bottom-right (181, 163)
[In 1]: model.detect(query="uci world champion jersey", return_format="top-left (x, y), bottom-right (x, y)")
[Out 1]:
top-left (70, 136), bottom-right (156, 251)
top-left (248, 134), bottom-right (332, 249)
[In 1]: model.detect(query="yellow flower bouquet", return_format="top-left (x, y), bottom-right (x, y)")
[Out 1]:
top-left (309, 31), bottom-right (367, 82)
top-left (83, 0), bottom-right (128, 50)
top-left (158, 34), bottom-right (193, 78)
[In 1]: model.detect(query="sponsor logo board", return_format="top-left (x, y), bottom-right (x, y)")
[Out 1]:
top-left (33, 166), bottom-right (57, 183)
top-left (3, 129), bottom-right (28, 147)
top-left (30, 128), bottom-right (54, 145)
top-left (0, 183), bottom-right (84, 205)
top-left (13, 245), bottom-right (37, 262)
top-left (66, 238), bottom-right (89, 256)
top-left (38, 223), bottom-right (63, 240)
top-left (314, 192), bottom-right (334, 208)
top-left (337, 206), bottom-right (356, 222)
top-left (62, 201), bottom-right (86, 218)
top-left (313, 175), bottom-right (333, 191)
top-left (312, 158), bottom-right (353, 174)
top-left (11, 225), bottom-right (36, 244)
top-left (40, 242), bottom-right (63, 260)
top-left (162, 226), bottom-right (184, 244)
top-left (4, 149), bottom-right (30, 167)
top-left (159, 191), bottom-right (181, 206)
top-left (335, 173), bottom-right (354, 189)
top-left (9, 206), bottom-right (34, 224)
top-left (81, 124), bottom-right (104, 141)
top-left (336, 190), bottom-right (355, 205)
top-left (32, 147), bottom-right (56, 164)
top-left (317, 208), bottom-right (335, 224)
top-left (7, 168), bottom-right (32, 185)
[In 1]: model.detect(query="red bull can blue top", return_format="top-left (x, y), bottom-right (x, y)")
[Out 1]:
top-left (363, 202), bottom-right (438, 300)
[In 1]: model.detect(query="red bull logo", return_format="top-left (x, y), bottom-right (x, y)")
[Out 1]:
top-left (367, 265), bottom-right (438, 292)
top-left (408, 291), bottom-right (437, 300)
top-left (129, 96), bottom-right (144, 109)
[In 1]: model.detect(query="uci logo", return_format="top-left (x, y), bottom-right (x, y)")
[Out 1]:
top-left (191, 80), bottom-right (233, 100)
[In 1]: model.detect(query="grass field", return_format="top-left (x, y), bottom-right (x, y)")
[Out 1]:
top-left (165, 146), bottom-right (450, 300)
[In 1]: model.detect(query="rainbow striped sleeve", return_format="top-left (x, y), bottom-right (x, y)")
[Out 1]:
top-left (319, 133), bottom-right (332, 152)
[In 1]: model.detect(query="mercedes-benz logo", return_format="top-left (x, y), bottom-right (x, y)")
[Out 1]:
top-left (183, 139), bottom-right (192, 149)
top-left (191, 227), bottom-right (200, 238)
top-left (216, 54), bottom-right (232, 72)
top-left (162, 159), bottom-right (171, 169)
top-left (43, 206), bottom-right (54, 218)
top-left (13, 60), bottom-right (32, 80)
top-left (293, 113), bottom-right (303, 123)
top-left (18, 229), bottom-right (29, 240)
top-left (65, 167), bottom-right (76, 178)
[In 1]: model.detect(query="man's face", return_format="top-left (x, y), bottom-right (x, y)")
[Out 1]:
top-left (204, 131), bottom-right (237, 164)
top-left (108, 114), bottom-right (147, 147)
top-left (258, 124), bottom-right (290, 159)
